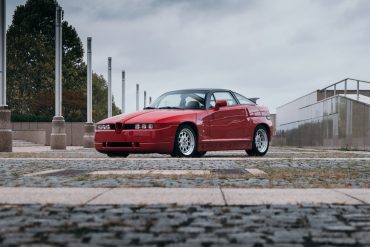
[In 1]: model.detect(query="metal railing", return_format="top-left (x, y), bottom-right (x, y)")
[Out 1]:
top-left (320, 78), bottom-right (370, 101)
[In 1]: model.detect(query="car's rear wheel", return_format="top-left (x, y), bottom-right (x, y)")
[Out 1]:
top-left (173, 124), bottom-right (197, 157)
top-left (106, 152), bottom-right (129, 158)
top-left (246, 125), bottom-right (269, 156)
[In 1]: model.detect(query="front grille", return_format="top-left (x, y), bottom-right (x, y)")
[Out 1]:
top-left (123, 124), bottom-right (135, 130)
top-left (103, 123), bottom-right (135, 130)
top-left (106, 142), bottom-right (132, 147)
top-left (116, 122), bottom-right (123, 129)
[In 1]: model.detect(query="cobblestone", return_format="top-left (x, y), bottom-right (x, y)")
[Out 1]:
top-left (0, 204), bottom-right (369, 246)
top-left (0, 147), bottom-right (369, 188)
top-left (0, 147), bottom-right (369, 246)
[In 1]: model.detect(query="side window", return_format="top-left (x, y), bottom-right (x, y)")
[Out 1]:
top-left (184, 95), bottom-right (205, 109)
top-left (209, 94), bottom-right (216, 108)
top-left (157, 94), bottom-right (181, 108)
top-left (213, 92), bottom-right (238, 106)
top-left (234, 92), bottom-right (254, 104)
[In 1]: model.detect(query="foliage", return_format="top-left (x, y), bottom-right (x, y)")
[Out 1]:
top-left (92, 73), bottom-right (121, 122)
top-left (7, 0), bottom-right (121, 122)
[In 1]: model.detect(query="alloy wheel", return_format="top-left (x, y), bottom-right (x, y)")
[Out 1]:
top-left (255, 128), bottom-right (268, 153)
top-left (178, 128), bottom-right (195, 156)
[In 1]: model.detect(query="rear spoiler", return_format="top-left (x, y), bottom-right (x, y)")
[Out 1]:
top-left (249, 97), bottom-right (260, 104)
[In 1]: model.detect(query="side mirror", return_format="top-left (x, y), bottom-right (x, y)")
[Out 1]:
top-left (215, 100), bottom-right (227, 110)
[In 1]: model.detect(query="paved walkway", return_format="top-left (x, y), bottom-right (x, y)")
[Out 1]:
top-left (0, 187), bottom-right (369, 205)
top-left (2, 204), bottom-right (369, 246)
top-left (1, 147), bottom-right (369, 246)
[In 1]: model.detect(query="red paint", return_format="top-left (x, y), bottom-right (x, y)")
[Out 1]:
top-left (95, 89), bottom-right (272, 155)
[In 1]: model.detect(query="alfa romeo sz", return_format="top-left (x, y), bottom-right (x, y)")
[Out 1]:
top-left (95, 89), bottom-right (272, 157)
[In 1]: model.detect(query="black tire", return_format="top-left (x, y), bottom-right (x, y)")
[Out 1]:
top-left (171, 151), bottom-right (205, 158)
top-left (173, 124), bottom-right (198, 157)
top-left (194, 151), bottom-right (207, 157)
top-left (106, 152), bottom-right (129, 158)
top-left (246, 125), bottom-right (269, 156)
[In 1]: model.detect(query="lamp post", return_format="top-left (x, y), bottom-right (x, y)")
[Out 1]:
top-left (107, 57), bottom-right (112, 117)
top-left (83, 37), bottom-right (94, 148)
top-left (122, 70), bottom-right (125, 113)
top-left (144, 91), bottom-right (147, 108)
top-left (0, 0), bottom-right (12, 152)
top-left (136, 84), bottom-right (139, 111)
top-left (50, 6), bottom-right (66, 150)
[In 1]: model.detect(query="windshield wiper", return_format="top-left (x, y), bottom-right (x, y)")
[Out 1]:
top-left (158, 106), bottom-right (183, 109)
top-left (143, 106), bottom-right (156, 109)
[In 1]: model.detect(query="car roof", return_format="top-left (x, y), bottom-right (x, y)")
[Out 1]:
top-left (166, 88), bottom-right (232, 94)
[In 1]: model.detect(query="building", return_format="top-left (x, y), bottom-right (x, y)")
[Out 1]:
top-left (275, 78), bottom-right (370, 150)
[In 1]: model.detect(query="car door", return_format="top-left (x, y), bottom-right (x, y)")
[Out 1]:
top-left (202, 91), bottom-right (249, 150)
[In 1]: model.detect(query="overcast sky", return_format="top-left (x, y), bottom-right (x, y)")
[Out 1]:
top-left (7, 0), bottom-right (370, 113)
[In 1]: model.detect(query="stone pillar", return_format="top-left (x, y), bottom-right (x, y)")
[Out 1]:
top-left (50, 116), bottom-right (66, 149)
top-left (83, 122), bottom-right (95, 148)
top-left (0, 1), bottom-right (11, 152)
top-left (0, 106), bottom-right (12, 152)
top-left (50, 6), bottom-right (66, 150)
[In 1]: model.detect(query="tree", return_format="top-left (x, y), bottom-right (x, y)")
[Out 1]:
top-left (92, 73), bottom-right (121, 122)
top-left (7, 0), bottom-right (121, 122)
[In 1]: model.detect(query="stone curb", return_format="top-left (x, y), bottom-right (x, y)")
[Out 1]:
top-left (0, 187), bottom-right (368, 205)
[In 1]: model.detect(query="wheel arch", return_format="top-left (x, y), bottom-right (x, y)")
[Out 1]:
top-left (178, 121), bottom-right (198, 136)
top-left (172, 121), bottom-right (199, 153)
top-left (255, 123), bottom-right (271, 141)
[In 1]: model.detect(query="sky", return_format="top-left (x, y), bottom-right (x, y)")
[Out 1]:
top-left (6, 0), bottom-right (370, 114)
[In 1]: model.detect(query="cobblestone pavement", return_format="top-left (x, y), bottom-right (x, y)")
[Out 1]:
top-left (0, 204), bottom-right (369, 247)
top-left (0, 147), bottom-right (369, 188)
top-left (1, 147), bottom-right (370, 246)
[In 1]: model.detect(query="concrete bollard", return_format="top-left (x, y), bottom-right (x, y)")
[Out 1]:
top-left (0, 106), bottom-right (12, 152)
top-left (83, 122), bottom-right (95, 148)
top-left (50, 116), bottom-right (66, 149)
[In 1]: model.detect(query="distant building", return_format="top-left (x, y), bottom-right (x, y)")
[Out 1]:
top-left (275, 78), bottom-right (370, 150)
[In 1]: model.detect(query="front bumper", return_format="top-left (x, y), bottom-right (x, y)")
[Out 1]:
top-left (94, 125), bottom-right (177, 154)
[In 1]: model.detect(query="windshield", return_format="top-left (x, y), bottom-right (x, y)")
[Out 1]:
top-left (147, 91), bottom-right (206, 110)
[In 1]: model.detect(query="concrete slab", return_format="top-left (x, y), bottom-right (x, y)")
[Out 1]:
top-left (24, 169), bottom-right (67, 177)
top-left (245, 168), bottom-right (267, 176)
top-left (222, 188), bottom-right (364, 205)
top-left (12, 146), bottom-right (83, 153)
top-left (335, 189), bottom-right (370, 204)
top-left (89, 170), bottom-right (211, 176)
top-left (0, 187), bottom-right (110, 205)
top-left (88, 188), bottom-right (225, 205)
top-left (0, 188), bottom-right (368, 205)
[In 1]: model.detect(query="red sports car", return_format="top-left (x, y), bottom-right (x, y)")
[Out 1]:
top-left (95, 89), bottom-right (272, 157)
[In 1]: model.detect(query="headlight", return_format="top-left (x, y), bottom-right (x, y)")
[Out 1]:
top-left (96, 124), bottom-right (111, 130)
top-left (134, 123), bottom-right (155, 129)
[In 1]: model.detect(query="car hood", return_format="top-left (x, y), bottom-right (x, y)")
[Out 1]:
top-left (97, 109), bottom-right (197, 124)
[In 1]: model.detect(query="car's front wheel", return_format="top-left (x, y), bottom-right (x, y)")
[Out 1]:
top-left (246, 125), bottom-right (269, 156)
top-left (173, 124), bottom-right (197, 157)
top-left (106, 152), bottom-right (129, 158)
